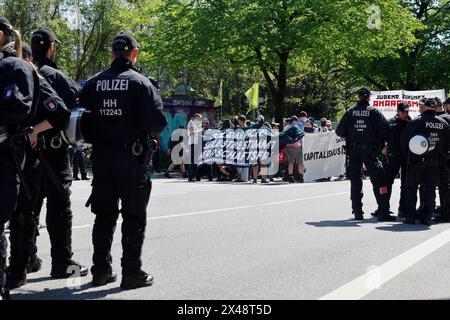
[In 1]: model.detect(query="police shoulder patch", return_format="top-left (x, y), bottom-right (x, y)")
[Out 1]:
top-left (44, 97), bottom-right (57, 112)
top-left (3, 84), bottom-right (16, 100)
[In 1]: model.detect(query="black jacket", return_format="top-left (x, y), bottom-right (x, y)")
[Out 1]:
top-left (387, 115), bottom-right (410, 156)
top-left (400, 110), bottom-right (450, 166)
top-left (36, 57), bottom-right (81, 110)
top-left (336, 100), bottom-right (389, 145)
top-left (35, 77), bottom-right (71, 131)
top-left (437, 111), bottom-right (450, 126)
top-left (0, 50), bottom-right (35, 126)
top-left (80, 57), bottom-right (167, 145)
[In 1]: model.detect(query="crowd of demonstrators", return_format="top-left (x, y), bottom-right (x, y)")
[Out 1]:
top-left (163, 108), bottom-right (339, 184)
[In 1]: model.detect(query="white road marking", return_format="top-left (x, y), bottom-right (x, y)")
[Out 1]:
top-left (66, 189), bottom-right (356, 231)
top-left (319, 228), bottom-right (450, 300)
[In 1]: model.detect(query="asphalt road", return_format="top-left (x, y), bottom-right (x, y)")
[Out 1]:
top-left (8, 177), bottom-right (450, 300)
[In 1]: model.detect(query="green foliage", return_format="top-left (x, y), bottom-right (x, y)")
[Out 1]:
top-left (1, 0), bottom-right (447, 121)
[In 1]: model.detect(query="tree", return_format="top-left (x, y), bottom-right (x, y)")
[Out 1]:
top-left (348, 0), bottom-right (449, 91)
top-left (149, 0), bottom-right (420, 123)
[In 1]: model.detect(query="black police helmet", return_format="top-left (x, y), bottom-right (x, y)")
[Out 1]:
top-left (357, 86), bottom-right (371, 98)
top-left (0, 16), bottom-right (13, 35)
top-left (424, 98), bottom-right (437, 109)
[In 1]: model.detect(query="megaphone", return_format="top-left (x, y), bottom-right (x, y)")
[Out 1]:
top-left (409, 135), bottom-right (429, 155)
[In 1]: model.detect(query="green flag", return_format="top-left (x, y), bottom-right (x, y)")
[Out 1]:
top-left (245, 83), bottom-right (259, 112)
top-left (214, 80), bottom-right (223, 108)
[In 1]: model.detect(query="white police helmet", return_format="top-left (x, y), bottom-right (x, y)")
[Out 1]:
top-left (60, 108), bottom-right (91, 147)
top-left (409, 135), bottom-right (429, 155)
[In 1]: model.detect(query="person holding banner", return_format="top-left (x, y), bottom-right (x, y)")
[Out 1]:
top-left (279, 116), bottom-right (305, 183)
top-left (336, 87), bottom-right (395, 222)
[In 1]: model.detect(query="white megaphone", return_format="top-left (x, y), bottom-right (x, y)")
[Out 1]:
top-left (409, 135), bottom-right (429, 155)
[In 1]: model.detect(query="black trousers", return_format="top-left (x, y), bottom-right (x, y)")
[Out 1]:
top-left (72, 149), bottom-right (87, 179)
top-left (90, 146), bottom-right (151, 275)
top-left (348, 148), bottom-right (389, 213)
top-left (438, 159), bottom-right (450, 216)
top-left (188, 144), bottom-right (197, 181)
top-left (386, 154), bottom-right (407, 213)
top-left (9, 147), bottom-right (42, 274)
top-left (0, 144), bottom-right (25, 291)
top-left (36, 143), bottom-right (73, 266)
top-left (405, 163), bottom-right (439, 220)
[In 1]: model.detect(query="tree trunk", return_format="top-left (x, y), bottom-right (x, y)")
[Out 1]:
top-left (274, 51), bottom-right (289, 124)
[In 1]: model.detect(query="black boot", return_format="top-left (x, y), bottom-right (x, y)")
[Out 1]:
top-left (434, 214), bottom-right (450, 223)
top-left (420, 216), bottom-right (432, 226)
top-left (27, 255), bottom-right (42, 274)
top-left (353, 210), bottom-right (364, 221)
top-left (92, 271), bottom-right (117, 287)
top-left (6, 270), bottom-right (26, 290)
top-left (403, 217), bottom-right (415, 225)
top-left (120, 269), bottom-right (153, 290)
top-left (378, 211), bottom-right (396, 222)
top-left (51, 259), bottom-right (89, 279)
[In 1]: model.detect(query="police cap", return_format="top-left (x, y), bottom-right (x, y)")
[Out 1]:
top-left (112, 32), bottom-right (137, 51)
top-left (22, 42), bottom-right (32, 59)
top-left (397, 102), bottom-right (409, 112)
top-left (357, 86), bottom-right (371, 97)
top-left (424, 98), bottom-right (437, 108)
top-left (0, 16), bottom-right (13, 35)
top-left (31, 27), bottom-right (60, 45)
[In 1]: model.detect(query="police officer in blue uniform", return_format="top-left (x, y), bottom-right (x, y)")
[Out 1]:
top-left (30, 27), bottom-right (88, 278)
top-left (434, 98), bottom-right (450, 223)
top-left (401, 98), bottom-right (450, 225)
top-left (384, 102), bottom-right (410, 217)
top-left (0, 17), bottom-right (36, 300)
top-left (80, 32), bottom-right (166, 289)
top-left (5, 42), bottom-right (71, 289)
top-left (336, 87), bottom-right (395, 221)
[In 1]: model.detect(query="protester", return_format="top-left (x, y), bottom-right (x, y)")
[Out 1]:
top-left (238, 115), bottom-right (247, 127)
top-left (279, 116), bottom-right (304, 183)
top-left (165, 126), bottom-right (187, 178)
top-left (298, 111), bottom-right (308, 130)
top-left (251, 115), bottom-right (269, 183)
top-left (319, 118), bottom-right (329, 132)
top-left (187, 114), bottom-right (203, 182)
top-left (304, 117), bottom-right (318, 133)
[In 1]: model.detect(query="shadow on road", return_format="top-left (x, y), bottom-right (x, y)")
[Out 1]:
top-left (375, 223), bottom-right (431, 232)
top-left (10, 282), bottom-right (122, 300)
top-left (305, 217), bottom-right (380, 228)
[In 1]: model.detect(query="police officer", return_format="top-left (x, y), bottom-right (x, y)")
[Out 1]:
top-left (434, 98), bottom-right (450, 223)
top-left (383, 102), bottom-right (410, 217)
top-left (30, 27), bottom-right (88, 278)
top-left (72, 146), bottom-right (89, 180)
top-left (4, 42), bottom-right (71, 289)
top-left (401, 98), bottom-right (450, 225)
top-left (336, 87), bottom-right (395, 221)
top-left (0, 17), bottom-right (36, 300)
top-left (80, 32), bottom-right (166, 289)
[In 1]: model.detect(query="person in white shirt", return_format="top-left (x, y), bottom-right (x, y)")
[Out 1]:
top-left (187, 113), bottom-right (203, 181)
